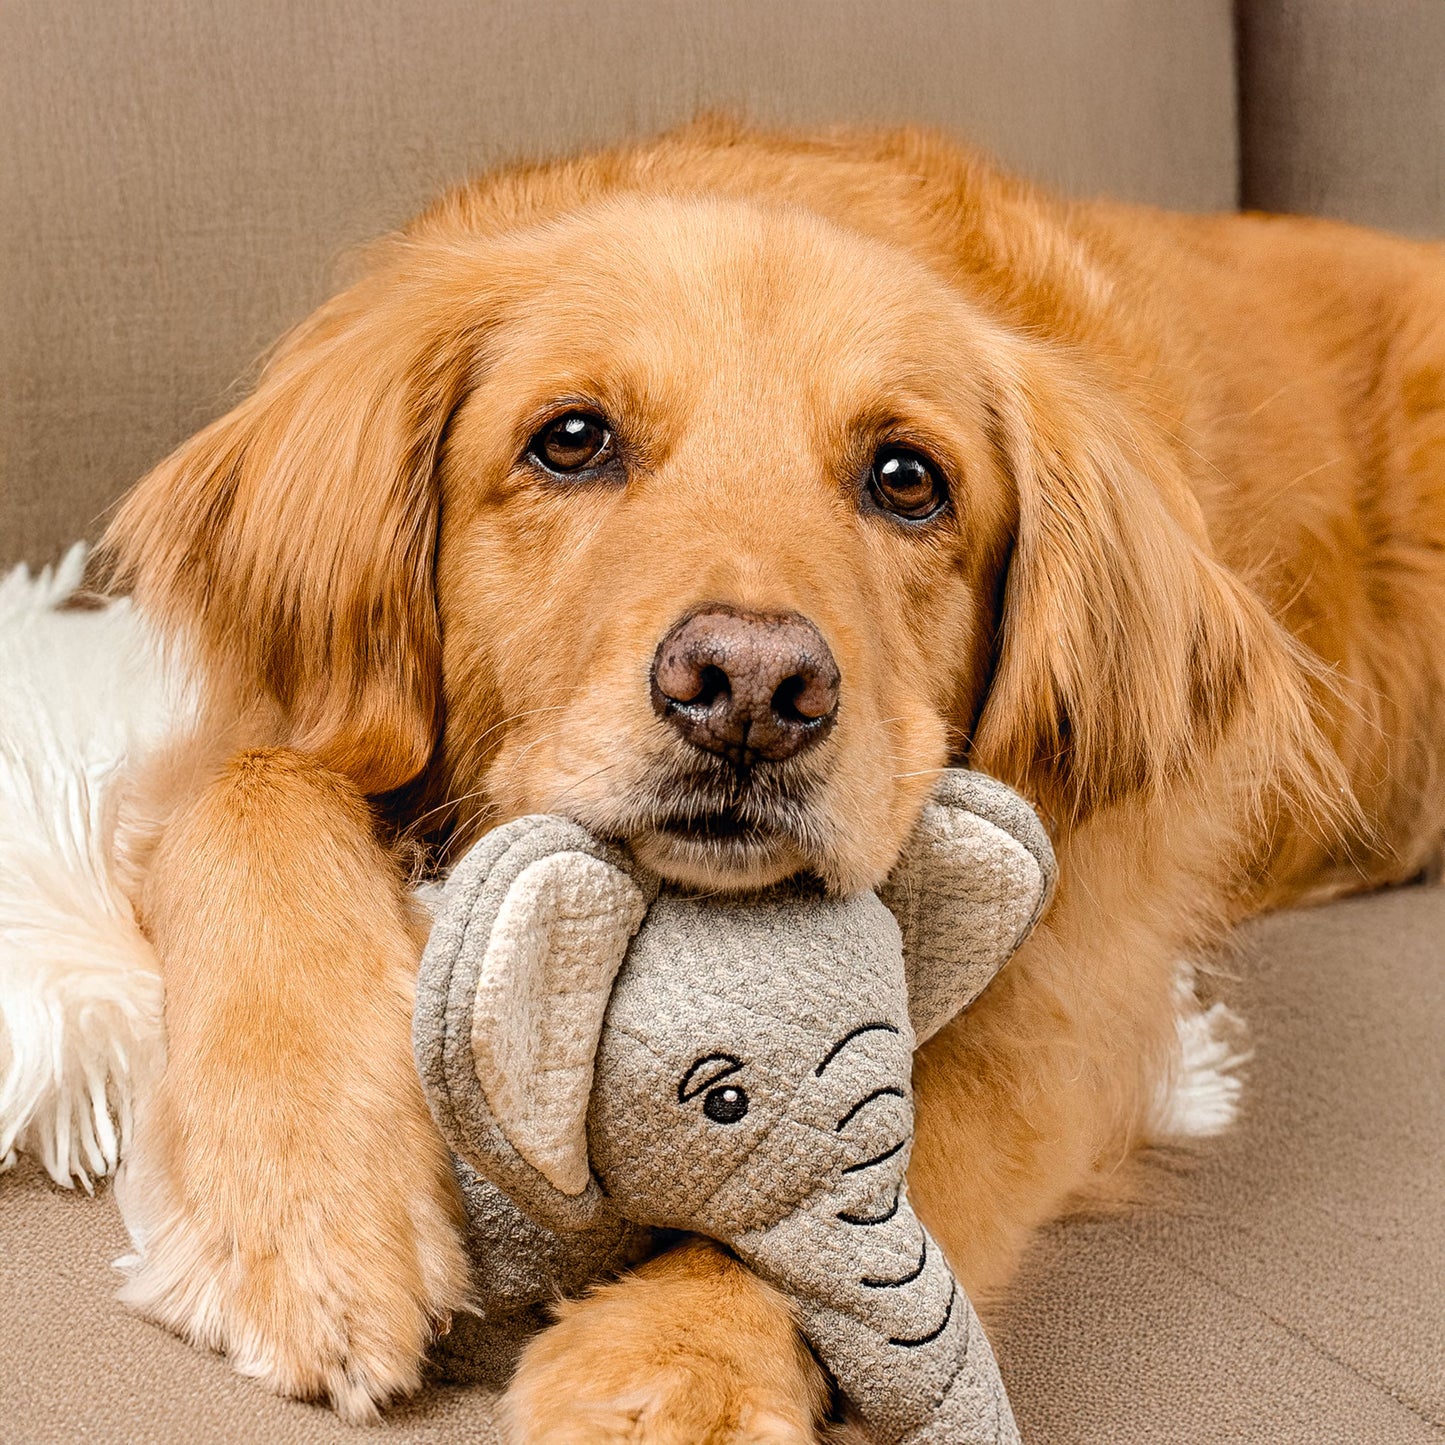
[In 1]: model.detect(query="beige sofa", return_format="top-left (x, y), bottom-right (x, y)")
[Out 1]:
top-left (2, 3), bottom-right (1442, 1441)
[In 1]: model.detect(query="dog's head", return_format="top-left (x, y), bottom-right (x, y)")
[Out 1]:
top-left (104, 188), bottom-right (1323, 892)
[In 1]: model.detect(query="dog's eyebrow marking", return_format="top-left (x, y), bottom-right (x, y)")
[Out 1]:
top-left (815, 1022), bottom-right (900, 1076)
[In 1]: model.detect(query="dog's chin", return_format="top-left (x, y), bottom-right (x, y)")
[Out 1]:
top-left (627, 814), bottom-right (810, 892)
top-left (546, 751), bottom-right (842, 892)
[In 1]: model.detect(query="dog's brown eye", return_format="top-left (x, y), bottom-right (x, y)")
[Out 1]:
top-left (529, 411), bottom-right (614, 475)
top-left (868, 447), bottom-right (947, 521)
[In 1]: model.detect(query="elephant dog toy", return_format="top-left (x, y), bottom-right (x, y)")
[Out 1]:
top-left (414, 769), bottom-right (1054, 1444)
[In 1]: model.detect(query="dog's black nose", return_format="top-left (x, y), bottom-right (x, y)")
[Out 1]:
top-left (650, 608), bottom-right (840, 765)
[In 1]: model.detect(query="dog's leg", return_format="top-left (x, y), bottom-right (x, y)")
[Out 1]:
top-left (116, 747), bottom-right (468, 1421)
top-left (503, 1237), bottom-right (829, 1445)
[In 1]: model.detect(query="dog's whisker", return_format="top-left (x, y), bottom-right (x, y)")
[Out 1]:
top-left (402, 785), bottom-right (496, 835)
top-left (459, 701), bottom-right (571, 752)
top-left (444, 703), bottom-right (575, 786)
top-left (542, 760), bottom-right (629, 817)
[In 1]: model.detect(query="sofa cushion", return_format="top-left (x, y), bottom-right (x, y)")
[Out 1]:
top-left (3, 885), bottom-right (1441, 1442)
top-left (992, 884), bottom-right (1445, 1444)
top-left (0, 0), bottom-right (1240, 572)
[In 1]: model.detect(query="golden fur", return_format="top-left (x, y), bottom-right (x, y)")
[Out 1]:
top-left (101, 120), bottom-right (1445, 1438)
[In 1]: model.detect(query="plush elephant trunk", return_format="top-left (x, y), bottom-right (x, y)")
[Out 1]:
top-left (738, 1189), bottom-right (1017, 1444)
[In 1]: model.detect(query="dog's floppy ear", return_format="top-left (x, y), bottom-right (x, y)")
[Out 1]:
top-left (414, 817), bottom-right (652, 1227)
top-left (881, 770), bottom-right (1055, 1044)
top-left (98, 241), bottom-right (489, 793)
top-left (972, 339), bottom-right (1338, 831)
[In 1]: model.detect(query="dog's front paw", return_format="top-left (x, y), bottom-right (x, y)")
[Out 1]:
top-left (502, 1239), bottom-right (825, 1444)
top-left (115, 1087), bottom-right (468, 1421)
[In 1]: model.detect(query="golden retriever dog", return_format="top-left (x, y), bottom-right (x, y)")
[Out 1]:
top-left (99, 118), bottom-right (1445, 1439)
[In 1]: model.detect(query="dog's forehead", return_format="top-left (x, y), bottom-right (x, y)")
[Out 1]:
top-left (483, 194), bottom-right (974, 382)
top-left (456, 193), bottom-right (999, 477)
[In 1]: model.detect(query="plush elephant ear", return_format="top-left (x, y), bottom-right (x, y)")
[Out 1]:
top-left (879, 770), bottom-right (1056, 1045)
top-left (414, 816), bottom-right (653, 1229)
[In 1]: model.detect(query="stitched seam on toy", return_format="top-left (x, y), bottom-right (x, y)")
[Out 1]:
top-left (835, 1086), bottom-right (904, 1131)
top-left (861, 1231), bottom-right (926, 1288)
top-left (889, 1277), bottom-right (956, 1347)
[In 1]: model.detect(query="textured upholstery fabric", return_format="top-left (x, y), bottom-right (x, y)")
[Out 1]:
top-left (4, 886), bottom-right (1442, 1442)
top-left (1238, 0), bottom-right (1445, 238)
top-left (3, 8), bottom-right (1444, 1443)
top-left (991, 884), bottom-right (1445, 1443)
top-left (0, 0), bottom-right (1240, 572)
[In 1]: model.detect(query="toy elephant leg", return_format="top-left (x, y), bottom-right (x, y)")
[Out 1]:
top-left (737, 1188), bottom-right (1019, 1445)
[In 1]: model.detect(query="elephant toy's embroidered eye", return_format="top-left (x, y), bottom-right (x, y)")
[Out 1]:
top-left (702, 1085), bottom-right (748, 1124)
top-left (679, 1053), bottom-right (749, 1123)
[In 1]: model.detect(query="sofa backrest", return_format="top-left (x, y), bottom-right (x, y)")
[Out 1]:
top-left (0, 0), bottom-right (1241, 571)
top-left (9, 3), bottom-right (1444, 574)
top-left (1238, 0), bottom-right (1445, 238)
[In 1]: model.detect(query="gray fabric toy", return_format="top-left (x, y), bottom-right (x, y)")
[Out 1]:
top-left (414, 770), bottom-right (1054, 1444)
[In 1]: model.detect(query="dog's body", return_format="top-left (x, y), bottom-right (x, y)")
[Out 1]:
top-left (93, 121), bottom-right (1444, 1438)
